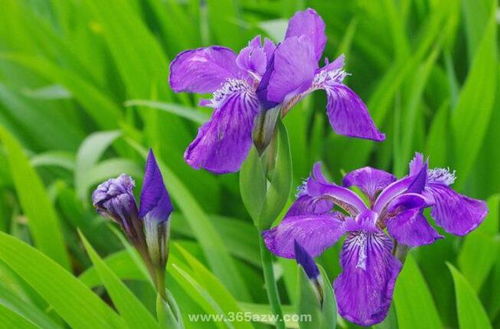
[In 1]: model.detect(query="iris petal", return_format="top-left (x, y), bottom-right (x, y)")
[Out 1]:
top-left (285, 8), bottom-right (326, 61)
top-left (169, 46), bottom-right (243, 93)
top-left (334, 231), bottom-right (401, 326)
top-left (184, 81), bottom-right (259, 173)
top-left (302, 162), bottom-right (368, 215)
top-left (263, 213), bottom-right (345, 258)
top-left (324, 84), bottom-right (385, 141)
top-left (264, 36), bottom-right (317, 104)
top-left (387, 209), bottom-right (442, 247)
top-left (427, 184), bottom-right (487, 236)
top-left (343, 167), bottom-right (396, 201)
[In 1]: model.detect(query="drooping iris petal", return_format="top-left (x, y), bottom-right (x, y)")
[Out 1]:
top-left (426, 183), bottom-right (487, 236)
top-left (324, 84), bottom-right (385, 141)
top-left (294, 240), bottom-right (320, 280)
top-left (139, 150), bottom-right (173, 223)
top-left (343, 167), bottom-right (396, 201)
top-left (285, 8), bottom-right (326, 61)
top-left (334, 231), bottom-right (402, 326)
top-left (236, 36), bottom-right (268, 78)
top-left (265, 36), bottom-right (318, 103)
top-left (184, 80), bottom-right (259, 173)
top-left (169, 46), bottom-right (243, 93)
top-left (387, 209), bottom-right (442, 247)
top-left (263, 213), bottom-right (345, 258)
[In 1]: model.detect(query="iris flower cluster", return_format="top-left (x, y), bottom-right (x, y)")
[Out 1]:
top-left (91, 7), bottom-right (488, 328)
top-left (169, 8), bottom-right (383, 174)
top-left (263, 153), bottom-right (487, 325)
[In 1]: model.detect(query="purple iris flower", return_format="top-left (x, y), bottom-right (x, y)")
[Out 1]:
top-left (263, 153), bottom-right (487, 326)
top-left (169, 8), bottom-right (383, 174)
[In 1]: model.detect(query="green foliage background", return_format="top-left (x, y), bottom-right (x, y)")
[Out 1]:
top-left (0, 0), bottom-right (499, 328)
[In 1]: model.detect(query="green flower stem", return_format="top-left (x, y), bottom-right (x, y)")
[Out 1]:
top-left (259, 236), bottom-right (285, 329)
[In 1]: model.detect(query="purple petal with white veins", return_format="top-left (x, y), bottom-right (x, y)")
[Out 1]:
top-left (169, 46), bottom-right (243, 93)
top-left (264, 36), bottom-right (318, 103)
top-left (236, 36), bottom-right (268, 78)
top-left (263, 213), bottom-right (345, 259)
top-left (334, 231), bottom-right (401, 326)
top-left (387, 209), bottom-right (442, 247)
top-left (285, 8), bottom-right (326, 61)
top-left (184, 80), bottom-right (259, 173)
top-left (427, 184), bottom-right (488, 236)
top-left (139, 150), bottom-right (173, 223)
top-left (324, 84), bottom-right (385, 141)
top-left (343, 167), bottom-right (396, 201)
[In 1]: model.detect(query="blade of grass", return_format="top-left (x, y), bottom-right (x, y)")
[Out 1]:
top-left (0, 126), bottom-right (70, 270)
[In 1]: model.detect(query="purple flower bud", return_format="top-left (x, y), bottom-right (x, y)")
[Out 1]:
top-left (92, 174), bottom-right (139, 237)
top-left (294, 240), bottom-right (320, 280)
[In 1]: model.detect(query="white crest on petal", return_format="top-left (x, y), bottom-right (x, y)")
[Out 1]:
top-left (428, 168), bottom-right (456, 186)
top-left (207, 79), bottom-right (254, 108)
top-left (313, 68), bottom-right (349, 88)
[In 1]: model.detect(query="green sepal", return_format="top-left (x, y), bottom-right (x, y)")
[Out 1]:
top-left (240, 120), bottom-right (292, 230)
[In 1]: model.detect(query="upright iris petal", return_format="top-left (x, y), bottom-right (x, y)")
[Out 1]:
top-left (343, 167), bottom-right (396, 202)
top-left (139, 150), bottom-right (173, 222)
top-left (285, 8), bottom-right (326, 61)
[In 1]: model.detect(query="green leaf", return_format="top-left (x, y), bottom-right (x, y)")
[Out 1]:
top-left (448, 264), bottom-right (493, 329)
top-left (296, 265), bottom-right (336, 329)
top-left (173, 243), bottom-right (254, 329)
top-left (451, 4), bottom-right (497, 184)
top-left (125, 100), bottom-right (209, 124)
top-left (394, 255), bottom-right (443, 329)
top-left (458, 194), bottom-right (499, 291)
top-left (0, 126), bottom-right (70, 270)
top-left (0, 303), bottom-right (41, 329)
top-left (75, 130), bottom-right (121, 200)
top-left (0, 282), bottom-right (63, 329)
top-left (297, 267), bottom-right (321, 329)
top-left (0, 232), bottom-right (125, 329)
top-left (80, 233), bottom-right (160, 329)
